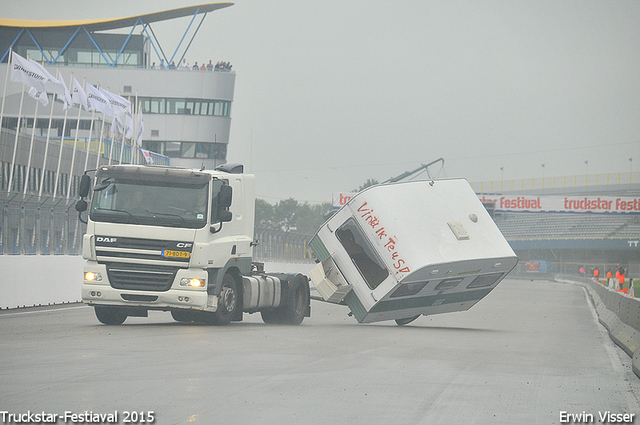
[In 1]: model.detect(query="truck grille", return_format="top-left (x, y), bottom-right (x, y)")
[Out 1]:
top-left (106, 262), bottom-right (178, 292)
top-left (95, 236), bottom-right (193, 265)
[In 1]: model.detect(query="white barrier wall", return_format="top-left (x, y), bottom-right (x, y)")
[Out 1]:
top-left (0, 256), bottom-right (85, 309)
top-left (0, 257), bottom-right (315, 310)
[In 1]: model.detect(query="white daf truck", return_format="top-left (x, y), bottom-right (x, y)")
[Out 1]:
top-left (76, 163), bottom-right (310, 325)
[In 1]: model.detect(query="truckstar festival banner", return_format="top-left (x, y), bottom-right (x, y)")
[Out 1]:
top-left (479, 195), bottom-right (640, 214)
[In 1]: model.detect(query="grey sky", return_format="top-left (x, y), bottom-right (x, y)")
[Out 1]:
top-left (4, 0), bottom-right (640, 203)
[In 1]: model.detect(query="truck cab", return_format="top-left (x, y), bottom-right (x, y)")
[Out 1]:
top-left (77, 164), bottom-right (310, 326)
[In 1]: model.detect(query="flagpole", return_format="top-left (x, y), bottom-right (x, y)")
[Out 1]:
top-left (39, 69), bottom-right (60, 199)
top-left (134, 92), bottom-right (139, 164)
top-left (23, 92), bottom-right (41, 195)
top-left (0, 47), bottom-right (12, 152)
top-left (118, 115), bottom-right (125, 164)
top-left (95, 114), bottom-right (106, 170)
top-left (82, 78), bottom-right (96, 174)
top-left (52, 71), bottom-right (72, 199)
top-left (118, 101), bottom-right (129, 164)
top-left (83, 108), bottom-right (96, 171)
top-left (7, 82), bottom-right (26, 193)
top-left (108, 116), bottom-right (116, 165)
top-left (66, 72), bottom-right (83, 200)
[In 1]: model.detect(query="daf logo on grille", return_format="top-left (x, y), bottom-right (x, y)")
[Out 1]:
top-left (96, 237), bottom-right (117, 243)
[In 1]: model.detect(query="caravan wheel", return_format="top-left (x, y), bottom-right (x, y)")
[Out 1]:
top-left (395, 315), bottom-right (420, 326)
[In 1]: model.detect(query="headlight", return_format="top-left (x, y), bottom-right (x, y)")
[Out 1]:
top-left (84, 271), bottom-right (102, 282)
top-left (180, 278), bottom-right (205, 288)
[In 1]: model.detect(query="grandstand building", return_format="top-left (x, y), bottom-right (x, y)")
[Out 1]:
top-left (1, 2), bottom-right (235, 197)
top-left (0, 3), bottom-right (235, 255)
top-left (473, 176), bottom-right (640, 277)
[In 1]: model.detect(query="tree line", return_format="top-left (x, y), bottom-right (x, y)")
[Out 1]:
top-left (255, 179), bottom-right (379, 235)
top-left (255, 199), bottom-right (333, 235)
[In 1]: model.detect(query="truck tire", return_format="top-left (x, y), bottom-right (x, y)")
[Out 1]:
top-left (94, 306), bottom-right (127, 325)
top-left (260, 308), bottom-right (282, 324)
top-left (210, 272), bottom-right (238, 325)
top-left (171, 310), bottom-right (194, 322)
top-left (264, 274), bottom-right (309, 325)
top-left (282, 276), bottom-right (309, 325)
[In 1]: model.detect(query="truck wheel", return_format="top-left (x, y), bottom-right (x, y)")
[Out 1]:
top-left (171, 310), bottom-right (194, 322)
top-left (280, 275), bottom-right (310, 325)
top-left (395, 315), bottom-right (420, 326)
top-left (94, 306), bottom-right (127, 325)
top-left (260, 309), bottom-right (282, 324)
top-left (212, 273), bottom-right (238, 325)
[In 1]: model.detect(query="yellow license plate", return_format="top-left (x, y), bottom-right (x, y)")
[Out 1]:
top-left (163, 250), bottom-right (190, 258)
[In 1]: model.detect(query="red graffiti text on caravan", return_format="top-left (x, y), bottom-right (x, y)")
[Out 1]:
top-left (357, 202), bottom-right (410, 274)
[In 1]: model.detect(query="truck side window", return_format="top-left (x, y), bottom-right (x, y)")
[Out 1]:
top-left (210, 179), bottom-right (228, 223)
top-left (336, 219), bottom-right (388, 290)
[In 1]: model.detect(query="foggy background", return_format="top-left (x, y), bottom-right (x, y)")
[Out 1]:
top-left (3, 0), bottom-right (639, 203)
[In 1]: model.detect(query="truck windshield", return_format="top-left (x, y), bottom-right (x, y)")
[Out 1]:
top-left (90, 179), bottom-right (209, 229)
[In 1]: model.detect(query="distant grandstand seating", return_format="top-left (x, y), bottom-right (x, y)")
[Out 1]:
top-left (493, 212), bottom-right (638, 240)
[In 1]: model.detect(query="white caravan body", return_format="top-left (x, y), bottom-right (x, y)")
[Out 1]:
top-left (309, 179), bottom-right (518, 324)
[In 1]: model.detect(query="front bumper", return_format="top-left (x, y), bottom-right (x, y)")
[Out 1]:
top-left (82, 262), bottom-right (217, 312)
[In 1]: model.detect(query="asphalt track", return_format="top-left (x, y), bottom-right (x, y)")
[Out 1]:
top-left (1, 277), bottom-right (639, 425)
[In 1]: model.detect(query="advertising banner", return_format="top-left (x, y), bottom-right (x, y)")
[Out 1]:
top-left (479, 195), bottom-right (640, 214)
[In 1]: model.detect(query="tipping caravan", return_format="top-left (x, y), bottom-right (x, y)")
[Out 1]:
top-left (308, 179), bottom-right (518, 325)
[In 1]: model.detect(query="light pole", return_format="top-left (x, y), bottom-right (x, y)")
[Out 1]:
top-left (584, 160), bottom-right (589, 185)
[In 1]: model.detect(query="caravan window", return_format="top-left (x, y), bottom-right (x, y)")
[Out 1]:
top-left (336, 219), bottom-right (388, 290)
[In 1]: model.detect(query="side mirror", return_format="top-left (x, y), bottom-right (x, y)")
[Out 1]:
top-left (75, 199), bottom-right (88, 212)
top-left (210, 184), bottom-right (233, 234)
top-left (78, 174), bottom-right (92, 198)
top-left (218, 184), bottom-right (232, 208)
top-left (218, 209), bottom-right (233, 223)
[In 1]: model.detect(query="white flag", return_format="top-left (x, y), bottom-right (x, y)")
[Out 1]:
top-left (141, 149), bottom-right (154, 164)
top-left (27, 60), bottom-right (72, 110)
top-left (10, 52), bottom-right (48, 91)
top-left (136, 112), bottom-right (144, 146)
top-left (100, 88), bottom-right (131, 119)
top-left (124, 109), bottom-right (134, 139)
top-left (28, 86), bottom-right (49, 106)
top-left (56, 74), bottom-right (73, 111)
top-left (71, 78), bottom-right (91, 111)
top-left (110, 114), bottom-right (123, 138)
top-left (86, 84), bottom-right (114, 116)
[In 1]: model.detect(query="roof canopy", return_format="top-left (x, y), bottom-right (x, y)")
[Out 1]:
top-left (1, 2), bottom-right (234, 67)
top-left (0, 2), bottom-right (233, 31)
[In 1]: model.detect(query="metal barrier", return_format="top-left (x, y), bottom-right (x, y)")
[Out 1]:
top-left (252, 228), bottom-right (315, 263)
top-left (471, 171), bottom-right (640, 193)
top-left (0, 198), bottom-right (316, 263)
top-left (0, 193), bottom-right (84, 255)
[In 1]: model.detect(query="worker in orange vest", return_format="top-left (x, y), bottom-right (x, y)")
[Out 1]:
top-left (616, 264), bottom-right (626, 291)
top-left (593, 267), bottom-right (599, 278)
top-left (606, 268), bottom-right (613, 288)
